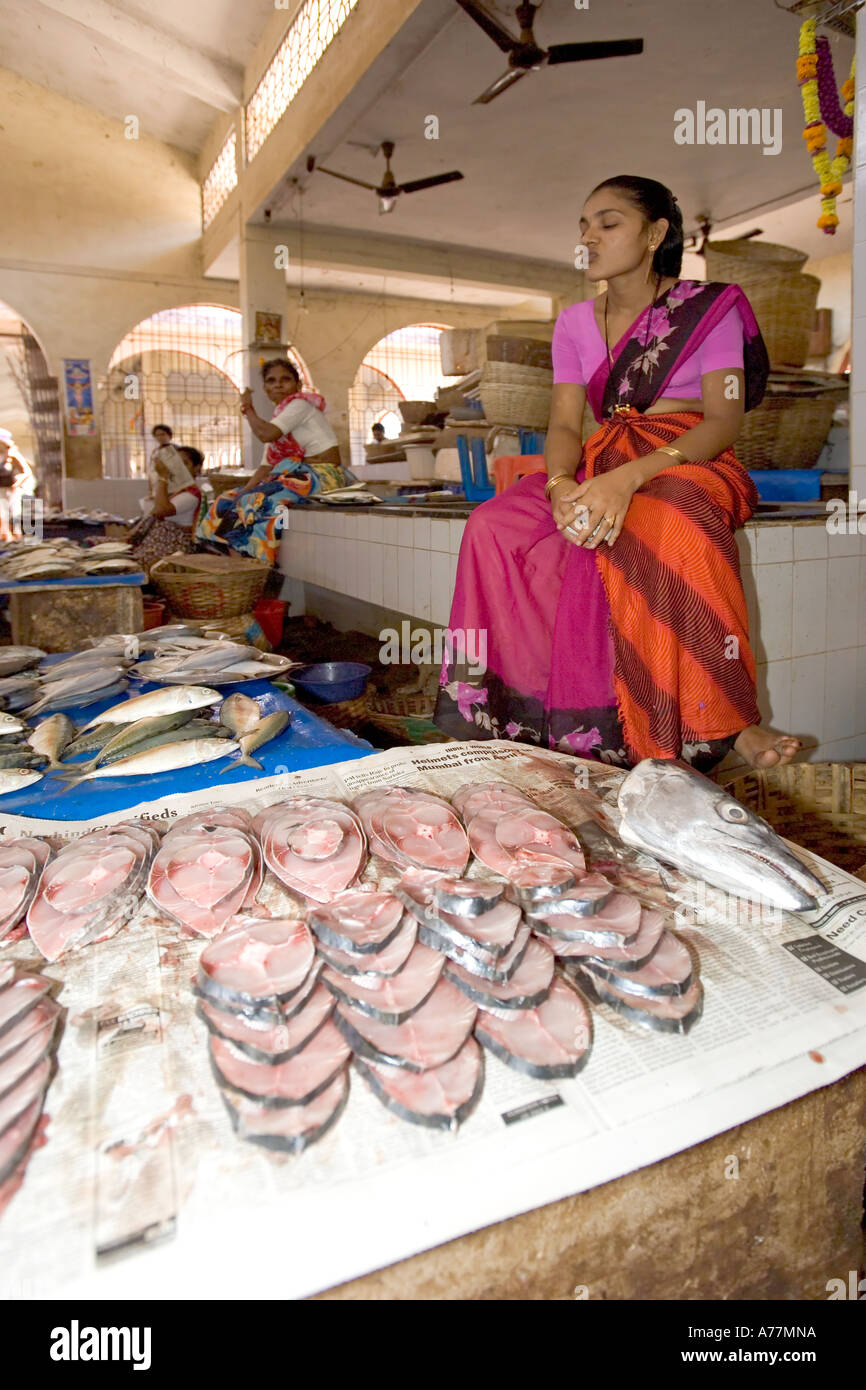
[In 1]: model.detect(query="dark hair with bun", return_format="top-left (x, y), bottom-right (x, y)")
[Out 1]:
top-left (590, 175), bottom-right (684, 277)
top-left (261, 359), bottom-right (301, 385)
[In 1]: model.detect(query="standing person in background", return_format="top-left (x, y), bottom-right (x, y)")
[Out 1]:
top-left (0, 428), bottom-right (36, 539)
top-left (198, 359), bottom-right (353, 563)
top-left (371, 422), bottom-right (387, 443)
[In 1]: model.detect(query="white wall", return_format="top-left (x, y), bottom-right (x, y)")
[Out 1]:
top-left (0, 68), bottom-right (239, 477)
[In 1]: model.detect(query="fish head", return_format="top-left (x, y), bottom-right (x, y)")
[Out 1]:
top-left (617, 759), bottom-right (826, 912)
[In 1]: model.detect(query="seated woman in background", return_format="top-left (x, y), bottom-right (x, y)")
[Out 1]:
top-left (435, 174), bottom-right (799, 772)
top-left (198, 360), bottom-right (352, 564)
top-left (129, 447), bottom-right (203, 574)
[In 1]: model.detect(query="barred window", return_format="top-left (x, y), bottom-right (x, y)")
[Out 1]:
top-left (202, 131), bottom-right (238, 230)
top-left (245, 0), bottom-right (360, 163)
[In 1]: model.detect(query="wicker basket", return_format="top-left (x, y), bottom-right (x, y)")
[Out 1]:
top-left (705, 239), bottom-right (810, 282)
top-left (744, 274), bottom-right (820, 368)
top-left (150, 552), bottom-right (270, 620)
top-left (705, 240), bottom-right (819, 368)
top-left (727, 762), bottom-right (866, 874)
top-left (301, 694), bottom-right (369, 731)
top-left (366, 692), bottom-right (452, 744)
top-left (736, 390), bottom-right (841, 468)
top-left (480, 362), bottom-right (553, 430)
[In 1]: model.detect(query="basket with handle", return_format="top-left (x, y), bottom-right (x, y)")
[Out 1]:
top-left (150, 552), bottom-right (270, 620)
top-left (726, 762), bottom-right (866, 874)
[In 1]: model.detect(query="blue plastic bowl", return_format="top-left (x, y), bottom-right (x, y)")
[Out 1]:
top-left (292, 662), bottom-right (371, 703)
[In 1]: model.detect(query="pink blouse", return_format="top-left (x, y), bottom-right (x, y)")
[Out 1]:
top-left (552, 296), bottom-right (745, 403)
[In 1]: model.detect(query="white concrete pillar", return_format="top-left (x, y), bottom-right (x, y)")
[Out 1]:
top-left (238, 228), bottom-right (289, 471)
top-left (851, 16), bottom-right (866, 500)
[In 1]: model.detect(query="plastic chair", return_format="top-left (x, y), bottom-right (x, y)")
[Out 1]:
top-left (493, 454), bottom-right (546, 494)
top-left (457, 435), bottom-right (495, 502)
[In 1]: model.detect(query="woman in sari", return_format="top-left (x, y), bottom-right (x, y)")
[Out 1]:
top-left (198, 360), bottom-right (352, 563)
top-left (129, 449), bottom-right (203, 575)
top-left (435, 175), bottom-right (799, 772)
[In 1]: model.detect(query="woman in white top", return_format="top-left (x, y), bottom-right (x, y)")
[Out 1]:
top-left (198, 360), bottom-right (352, 563)
top-left (130, 447), bottom-right (203, 575)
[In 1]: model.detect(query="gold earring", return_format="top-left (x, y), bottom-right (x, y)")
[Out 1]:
top-left (645, 240), bottom-right (657, 284)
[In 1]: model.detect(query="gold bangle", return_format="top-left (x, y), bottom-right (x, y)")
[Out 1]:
top-left (656, 445), bottom-right (689, 465)
top-left (544, 472), bottom-right (574, 499)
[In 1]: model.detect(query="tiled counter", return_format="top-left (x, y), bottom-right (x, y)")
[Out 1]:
top-left (281, 506), bottom-right (866, 764)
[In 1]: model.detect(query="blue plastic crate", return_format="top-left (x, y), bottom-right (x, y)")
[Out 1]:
top-left (748, 470), bottom-right (821, 503)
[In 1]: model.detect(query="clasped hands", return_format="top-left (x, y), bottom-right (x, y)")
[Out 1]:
top-left (551, 461), bottom-right (643, 549)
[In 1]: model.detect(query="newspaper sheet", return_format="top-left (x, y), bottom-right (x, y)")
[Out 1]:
top-left (1, 740), bottom-right (865, 1300)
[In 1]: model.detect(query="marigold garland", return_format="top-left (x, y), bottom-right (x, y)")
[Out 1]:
top-left (798, 18), bottom-right (856, 234)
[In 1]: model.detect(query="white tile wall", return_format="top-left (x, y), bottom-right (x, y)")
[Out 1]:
top-left (281, 514), bottom-right (866, 760)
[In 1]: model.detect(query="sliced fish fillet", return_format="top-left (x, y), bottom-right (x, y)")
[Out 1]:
top-left (197, 983), bottom-right (334, 1064)
top-left (321, 942), bottom-right (444, 1024)
top-left (354, 1036), bottom-right (484, 1131)
top-left (445, 936), bottom-right (554, 1014)
top-left (221, 1070), bottom-right (349, 1153)
top-left (334, 977), bottom-right (476, 1073)
top-left (209, 1022), bottom-right (350, 1107)
top-left (475, 976), bottom-right (593, 1079)
top-left (198, 917), bottom-right (315, 1005)
top-left (308, 891), bottom-right (405, 955)
top-left (316, 914), bottom-right (418, 981)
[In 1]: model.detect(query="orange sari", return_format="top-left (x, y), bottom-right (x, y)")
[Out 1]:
top-left (585, 407), bottom-right (760, 762)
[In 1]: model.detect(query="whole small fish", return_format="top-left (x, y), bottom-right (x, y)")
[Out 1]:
top-left (0, 768), bottom-right (43, 796)
top-left (39, 650), bottom-right (132, 681)
top-left (82, 685), bottom-right (222, 731)
top-left (221, 710), bottom-right (290, 772)
top-left (96, 720), bottom-right (230, 768)
top-left (0, 648), bottom-right (45, 678)
top-left (220, 693), bottom-right (262, 738)
top-left (0, 676), bottom-right (40, 697)
top-left (0, 712), bottom-right (27, 735)
top-left (26, 671), bottom-right (128, 717)
top-left (72, 737), bottom-right (238, 781)
top-left (0, 749), bottom-right (46, 770)
top-left (27, 713), bottom-right (76, 770)
top-left (62, 720), bottom-right (126, 758)
top-left (72, 707), bottom-right (203, 773)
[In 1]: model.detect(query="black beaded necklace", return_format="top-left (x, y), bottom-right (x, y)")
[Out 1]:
top-left (603, 273), bottom-right (663, 415)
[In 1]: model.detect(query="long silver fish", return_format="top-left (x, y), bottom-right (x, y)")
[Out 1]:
top-left (616, 759), bottom-right (826, 911)
top-left (70, 707), bottom-right (204, 774)
top-left (62, 721), bottom-right (126, 759)
top-left (73, 737), bottom-right (238, 781)
top-left (27, 713), bottom-right (76, 770)
top-left (82, 685), bottom-right (222, 731)
top-left (0, 648), bottom-right (45, 678)
top-left (25, 669), bottom-right (128, 716)
top-left (221, 710), bottom-right (289, 772)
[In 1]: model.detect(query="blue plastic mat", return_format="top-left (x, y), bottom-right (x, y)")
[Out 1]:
top-left (0, 572), bottom-right (146, 593)
top-left (748, 470), bottom-right (821, 503)
top-left (0, 674), bottom-right (372, 822)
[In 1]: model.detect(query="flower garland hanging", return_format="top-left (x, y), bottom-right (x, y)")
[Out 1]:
top-left (798, 18), bottom-right (856, 234)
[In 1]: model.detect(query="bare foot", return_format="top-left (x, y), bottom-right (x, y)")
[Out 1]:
top-left (734, 726), bottom-right (801, 770)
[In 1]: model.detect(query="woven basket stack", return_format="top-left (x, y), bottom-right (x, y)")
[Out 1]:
top-left (706, 239), bottom-right (846, 469)
top-left (479, 332), bottom-right (554, 431)
top-left (727, 762), bottom-right (866, 875)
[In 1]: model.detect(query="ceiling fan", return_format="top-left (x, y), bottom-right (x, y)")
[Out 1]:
top-left (457, 0), bottom-right (644, 104)
top-left (306, 142), bottom-right (464, 214)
